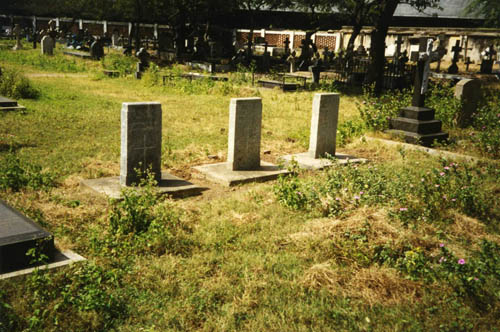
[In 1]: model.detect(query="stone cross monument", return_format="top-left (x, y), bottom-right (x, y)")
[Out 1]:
top-left (389, 37), bottom-right (449, 146)
top-left (447, 40), bottom-right (462, 74)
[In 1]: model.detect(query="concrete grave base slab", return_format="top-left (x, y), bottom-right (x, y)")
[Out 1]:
top-left (81, 172), bottom-right (204, 199)
top-left (281, 152), bottom-right (367, 170)
top-left (193, 161), bottom-right (289, 186)
top-left (0, 250), bottom-right (86, 280)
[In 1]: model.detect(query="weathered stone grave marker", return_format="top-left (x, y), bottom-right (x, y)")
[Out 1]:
top-left (194, 98), bottom-right (289, 186)
top-left (41, 35), bottom-right (54, 55)
top-left (454, 79), bottom-right (481, 128)
top-left (281, 93), bottom-right (365, 170)
top-left (82, 102), bottom-right (202, 198)
top-left (389, 38), bottom-right (449, 146)
top-left (120, 102), bottom-right (162, 185)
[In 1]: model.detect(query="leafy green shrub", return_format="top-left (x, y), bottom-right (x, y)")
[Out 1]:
top-left (107, 172), bottom-right (194, 256)
top-left (142, 63), bottom-right (162, 86)
top-left (427, 81), bottom-right (462, 128)
top-left (109, 174), bottom-right (159, 235)
top-left (101, 53), bottom-right (136, 76)
top-left (336, 119), bottom-right (365, 146)
top-left (471, 95), bottom-right (500, 158)
top-left (0, 68), bottom-right (39, 99)
top-left (357, 86), bottom-right (411, 131)
top-left (274, 162), bottom-right (313, 211)
top-left (0, 153), bottom-right (55, 191)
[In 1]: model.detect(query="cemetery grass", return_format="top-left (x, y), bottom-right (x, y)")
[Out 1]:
top-left (1, 49), bottom-right (500, 331)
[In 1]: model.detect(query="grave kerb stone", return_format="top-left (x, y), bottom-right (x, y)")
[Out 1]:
top-left (120, 102), bottom-right (162, 186)
top-left (308, 93), bottom-right (340, 159)
top-left (227, 97), bottom-right (262, 171)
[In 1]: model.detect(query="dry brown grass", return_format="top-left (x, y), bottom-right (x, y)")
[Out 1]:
top-left (301, 263), bottom-right (423, 306)
top-left (289, 207), bottom-right (402, 246)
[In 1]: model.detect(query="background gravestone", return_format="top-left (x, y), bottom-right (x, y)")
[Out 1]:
top-left (41, 35), bottom-right (54, 55)
top-left (454, 79), bottom-right (481, 128)
top-left (228, 98), bottom-right (262, 171)
top-left (120, 102), bottom-right (162, 186)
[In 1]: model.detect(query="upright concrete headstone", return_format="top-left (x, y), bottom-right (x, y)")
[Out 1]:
top-left (228, 98), bottom-right (262, 171)
top-left (41, 35), bottom-right (54, 55)
top-left (455, 79), bottom-right (481, 128)
top-left (193, 97), bottom-right (289, 186)
top-left (308, 93), bottom-right (340, 158)
top-left (120, 102), bottom-right (162, 186)
top-left (280, 93), bottom-right (365, 170)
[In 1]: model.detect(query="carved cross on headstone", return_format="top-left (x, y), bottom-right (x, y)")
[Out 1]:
top-left (465, 57), bottom-right (473, 72)
top-left (413, 38), bottom-right (439, 107)
top-left (462, 35), bottom-right (473, 60)
top-left (447, 40), bottom-right (462, 74)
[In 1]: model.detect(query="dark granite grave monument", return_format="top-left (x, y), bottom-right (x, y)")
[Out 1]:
top-left (389, 38), bottom-right (449, 146)
top-left (0, 199), bottom-right (54, 273)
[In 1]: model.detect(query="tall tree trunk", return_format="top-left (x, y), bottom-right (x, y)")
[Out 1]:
top-left (347, 24), bottom-right (362, 54)
top-left (366, 0), bottom-right (399, 95)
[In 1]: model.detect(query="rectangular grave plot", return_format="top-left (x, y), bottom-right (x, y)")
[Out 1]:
top-left (0, 200), bottom-right (54, 273)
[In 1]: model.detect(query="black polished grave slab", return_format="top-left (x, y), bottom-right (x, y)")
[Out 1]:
top-left (0, 199), bottom-right (54, 273)
top-left (0, 96), bottom-right (25, 112)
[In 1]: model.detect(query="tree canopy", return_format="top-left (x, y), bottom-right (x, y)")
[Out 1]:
top-left (467, 0), bottom-right (500, 27)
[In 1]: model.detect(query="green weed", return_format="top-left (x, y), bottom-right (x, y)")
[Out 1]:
top-left (0, 153), bottom-right (55, 191)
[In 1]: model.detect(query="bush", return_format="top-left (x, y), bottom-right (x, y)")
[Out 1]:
top-left (101, 53), bottom-right (136, 76)
top-left (426, 81), bottom-right (461, 128)
top-left (107, 172), bottom-right (194, 256)
top-left (142, 63), bottom-right (162, 86)
top-left (471, 94), bottom-right (500, 158)
top-left (357, 86), bottom-right (411, 131)
top-left (0, 68), bottom-right (39, 99)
